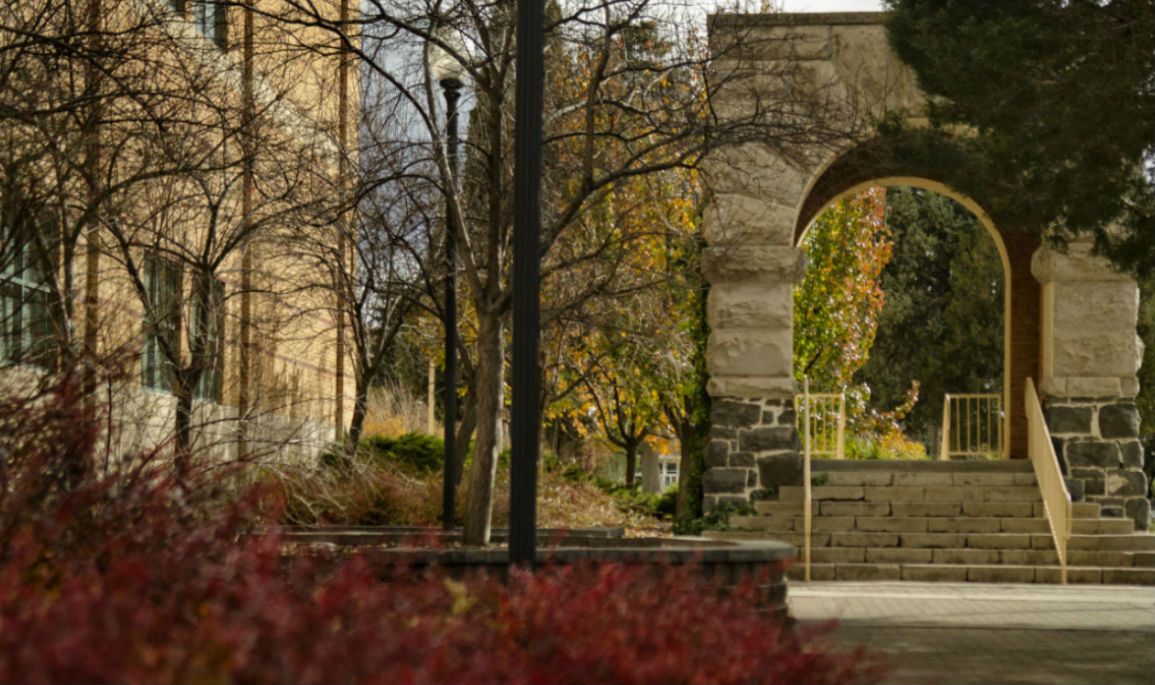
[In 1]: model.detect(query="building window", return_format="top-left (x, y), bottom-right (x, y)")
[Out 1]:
top-left (166, 0), bottom-right (186, 12)
top-left (1, 226), bottom-right (55, 370)
top-left (141, 255), bottom-right (181, 393)
top-left (189, 273), bottom-right (224, 402)
top-left (194, 1), bottom-right (227, 49)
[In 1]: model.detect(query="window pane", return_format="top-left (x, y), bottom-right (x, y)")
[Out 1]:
top-left (25, 288), bottom-right (53, 369)
top-left (1, 280), bottom-right (21, 362)
top-left (1, 230), bottom-right (55, 369)
top-left (191, 276), bottom-right (223, 402)
top-left (142, 256), bottom-right (179, 393)
top-left (1, 237), bottom-right (23, 279)
top-left (195, 2), bottom-right (226, 49)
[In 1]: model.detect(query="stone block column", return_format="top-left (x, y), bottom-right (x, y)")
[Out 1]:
top-left (1032, 243), bottom-right (1148, 528)
top-left (699, 13), bottom-right (928, 512)
top-left (697, 191), bottom-right (810, 511)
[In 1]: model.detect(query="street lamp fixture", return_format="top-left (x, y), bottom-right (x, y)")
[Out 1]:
top-left (430, 38), bottom-right (465, 532)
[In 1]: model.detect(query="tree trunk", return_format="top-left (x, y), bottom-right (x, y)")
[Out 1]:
top-left (462, 309), bottom-right (503, 545)
top-left (624, 440), bottom-right (638, 490)
top-left (674, 404), bottom-right (707, 522)
top-left (640, 440), bottom-right (660, 493)
top-left (173, 372), bottom-right (196, 476)
top-left (343, 373), bottom-right (370, 466)
top-left (453, 392), bottom-right (477, 489)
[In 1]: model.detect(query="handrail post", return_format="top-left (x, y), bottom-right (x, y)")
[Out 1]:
top-left (836, 392), bottom-right (845, 460)
top-left (998, 394), bottom-right (1006, 459)
top-left (802, 378), bottom-right (811, 582)
top-left (941, 395), bottom-right (951, 461)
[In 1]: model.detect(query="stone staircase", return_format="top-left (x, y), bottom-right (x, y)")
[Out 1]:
top-left (704, 460), bottom-right (1154, 585)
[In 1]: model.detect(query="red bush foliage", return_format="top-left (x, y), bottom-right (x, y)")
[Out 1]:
top-left (0, 381), bottom-right (887, 684)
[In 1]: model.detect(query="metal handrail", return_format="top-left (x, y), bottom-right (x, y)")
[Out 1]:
top-left (941, 393), bottom-right (1004, 459)
top-left (794, 384), bottom-right (845, 581)
top-left (801, 378), bottom-right (812, 582)
top-left (795, 391), bottom-right (845, 460)
top-left (1025, 378), bottom-right (1072, 584)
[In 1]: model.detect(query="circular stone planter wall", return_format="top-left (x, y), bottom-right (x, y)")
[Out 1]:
top-left (277, 527), bottom-right (794, 620)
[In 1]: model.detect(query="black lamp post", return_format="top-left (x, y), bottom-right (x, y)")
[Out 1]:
top-left (432, 46), bottom-right (465, 532)
top-left (508, 0), bottom-right (544, 568)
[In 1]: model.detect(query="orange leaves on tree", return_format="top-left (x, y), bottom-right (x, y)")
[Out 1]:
top-left (793, 186), bottom-right (891, 392)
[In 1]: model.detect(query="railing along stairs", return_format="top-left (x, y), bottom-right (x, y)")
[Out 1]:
top-left (795, 381), bottom-right (845, 581)
top-left (795, 387), bottom-right (845, 461)
top-left (792, 380), bottom-right (1074, 583)
top-left (941, 393), bottom-right (1005, 460)
top-left (1025, 378), bottom-right (1073, 584)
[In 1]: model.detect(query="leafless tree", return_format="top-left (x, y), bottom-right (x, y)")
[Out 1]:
top-left (250, 0), bottom-right (860, 543)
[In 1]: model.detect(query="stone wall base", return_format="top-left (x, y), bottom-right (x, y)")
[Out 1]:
top-left (1045, 397), bottom-right (1149, 530)
top-left (703, 397), bottom-right (799, 512)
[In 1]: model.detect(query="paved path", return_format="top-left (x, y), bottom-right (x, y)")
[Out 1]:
top-left (788, 581), bottom-right (1155, 685)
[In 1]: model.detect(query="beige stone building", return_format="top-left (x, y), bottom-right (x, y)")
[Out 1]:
top-left (1, 0), bottom-right (358, 462)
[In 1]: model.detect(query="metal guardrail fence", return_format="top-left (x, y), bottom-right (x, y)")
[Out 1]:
top-left (941, 393), bottom-right (1004, 460)
top-left (794, 383), bottom-right (847, 581)
top-left (1025, 378), bottom-right (1072, 584)
top-left (795, 382), bottom-right (846, 581)
top-left (795, 390), bottom-right (845, 460)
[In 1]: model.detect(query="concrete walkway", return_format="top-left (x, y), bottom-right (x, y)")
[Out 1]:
top-left (789, 581), bottom-right (1155, 685)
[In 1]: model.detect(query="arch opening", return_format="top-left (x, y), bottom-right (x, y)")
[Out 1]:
top-left (795, 181), bottom-right (1012, 459)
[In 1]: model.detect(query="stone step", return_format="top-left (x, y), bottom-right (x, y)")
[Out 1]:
top-left (735, 515), bottom-right (1053, 535)
top-left (806, 459), bottom-right (1033, 473)
top-left (1068, 533), bottom-right (1155, 552)
top-left (753, 501), bottom-right (818, 516)
top-left (779, 485), bottom-right (1041, 504)
top-left (1072, 502), bottom-right (1102, 518)
top-left (727, 528), bottom-right (1155, 554)
top-left (1072, 518), bottom-right (1137, 534)
top-left (800, 546), bottom-right (1154, 568)
top-left (756, 496), bottom-right (1101, 517)
top-left (730, 512), bottom-right (1151, 545)
top-left (786, 562), bottom-right (1155, 585)
top-left (1067, 549), bottom-right (1154, 568)
top-left (819, 470), bottom-right (1037, 487)
top-left (749, 503), bottom-right (1122, 534)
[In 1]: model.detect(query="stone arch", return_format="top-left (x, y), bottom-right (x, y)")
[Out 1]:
top-left (700, 12), bottom-right (1145, 518)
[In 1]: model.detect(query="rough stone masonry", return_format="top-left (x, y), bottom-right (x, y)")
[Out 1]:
top-left (704, 398), bottom-right (800, 512)
top-left (1047, 398), bottom-right (1149, 527)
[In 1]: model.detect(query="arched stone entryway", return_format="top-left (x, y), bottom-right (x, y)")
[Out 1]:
top-left (700, 12), bottom-right (1146, 523)
top-left (799, 173), bottom-right (1025, 459)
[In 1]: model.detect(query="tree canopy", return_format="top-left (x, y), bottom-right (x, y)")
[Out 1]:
top-left (855, 187), bottom-right (1004, 445)
top-left (883, 0), bottom-right (1154, 277)
top-left (794, 187), bottom-right (924, 436)
top-left (794, 187), bottom-right (891, 394)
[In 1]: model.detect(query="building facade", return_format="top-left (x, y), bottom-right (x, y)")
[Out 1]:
top-left (1, 0), bottom-right (358, 462)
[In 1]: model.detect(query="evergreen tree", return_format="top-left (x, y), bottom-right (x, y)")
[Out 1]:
top-left (883, 0), bottom-right (1154, 277)
top-left (856, 188), bottom-right (1004, 445)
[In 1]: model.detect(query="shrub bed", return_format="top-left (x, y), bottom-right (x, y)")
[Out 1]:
top-left (0, 382), bottom-right (888, 684)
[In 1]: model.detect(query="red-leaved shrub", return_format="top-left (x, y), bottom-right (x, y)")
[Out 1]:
top-left (0, 380), bottom-right (887, 684)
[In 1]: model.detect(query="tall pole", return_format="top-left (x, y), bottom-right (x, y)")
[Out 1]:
top-left (441, 77), bottom-right (462, 531)
top-left (334, 0), bottom-right (350, 443)
top-left (238, 0), bottom-right (255, 458)
top-left (509, 0), bottom-right (544, 568)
